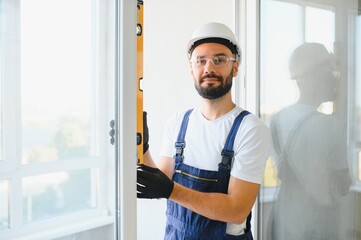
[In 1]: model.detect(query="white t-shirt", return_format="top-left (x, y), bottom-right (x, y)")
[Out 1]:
top-left (160, 106), bottom-right (270, 235)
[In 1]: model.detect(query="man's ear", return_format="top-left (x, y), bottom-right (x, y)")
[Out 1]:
top-left (233, 61), bottom-right (239, 77)
top-left (189, 62), bottom-right (194, 75)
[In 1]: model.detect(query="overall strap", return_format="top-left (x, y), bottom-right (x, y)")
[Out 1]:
top-left (174, 109), bottom-right (193, 163)
top-left (219, 110), bottom-right (251, 170)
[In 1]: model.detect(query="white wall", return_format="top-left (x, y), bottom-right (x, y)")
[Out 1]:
top-left (138, 0), bottom-right (236, 239)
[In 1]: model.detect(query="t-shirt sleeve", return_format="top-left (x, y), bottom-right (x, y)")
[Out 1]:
top-left (231, 116), bottom-right (271, 184)
top-left (159, 112), bottom-right (183, 158)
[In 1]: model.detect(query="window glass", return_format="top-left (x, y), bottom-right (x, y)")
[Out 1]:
top-left (0, 0), bottom-right (114, 237)
top-left (0, 82), bottom-right (2, 161)
top-left (20, 0), bottom-right (98, 164)
top-left (0, 180), bottom-right (9, 230)
top-left (22, 169), bottom-right (97, 223)
top-left (260, 0), bottom-right (302, 125)
top-left (356, 16), bottom-right (361, 143)
top-left (260, 0), bottom-right (302, 187)
top-left (305, 6), bottom-right (335, 50)
top-left (0, 1), bottom-right (3, 161)
top-left (356, 14), bottom-right (361, 181)
top-left (359, 152), bottom-right (361, 181)
top-left (259, 1), bottom-right (357, 239)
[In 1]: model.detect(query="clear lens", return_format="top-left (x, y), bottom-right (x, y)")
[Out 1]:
top-left (191, 55), bottom-right (236, 68)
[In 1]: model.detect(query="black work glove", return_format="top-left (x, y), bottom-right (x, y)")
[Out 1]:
top-left (143, 111), bottom-right (149, 154)
top-left (137, 164), bottom-right (174, 199)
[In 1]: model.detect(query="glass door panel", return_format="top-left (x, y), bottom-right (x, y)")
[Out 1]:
top-left (259, 0), bottom-right (359, 239)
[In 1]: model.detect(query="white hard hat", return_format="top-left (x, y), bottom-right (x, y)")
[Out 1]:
top-left (187, 22), bottom-right (241, 59)
top-left (289, 43), bottom-right (332, 79)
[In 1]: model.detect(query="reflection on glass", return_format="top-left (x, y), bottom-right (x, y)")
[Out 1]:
top-left (270, 43), bottom-right (351, 239)
top-left (20, 0), bottom-right (98, 164)
top-left (260, 1), bottom-right (358, 239)
top-left (0, 180), bottom-right (10, 230)
top-left (22, 169), bottom-right (97, 223)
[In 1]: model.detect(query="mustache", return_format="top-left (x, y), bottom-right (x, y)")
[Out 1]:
top-left (200, 74), bottom-right (223, 82)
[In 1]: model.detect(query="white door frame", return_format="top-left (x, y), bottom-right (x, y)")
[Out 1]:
top-left (115, 0), bottom-right (137, 239)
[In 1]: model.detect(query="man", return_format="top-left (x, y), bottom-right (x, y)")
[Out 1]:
top-left (137, 22), bottom-right (270, 239)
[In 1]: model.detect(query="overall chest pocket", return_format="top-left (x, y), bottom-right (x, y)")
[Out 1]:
top-left (173, 165), bottom-right (229, 193)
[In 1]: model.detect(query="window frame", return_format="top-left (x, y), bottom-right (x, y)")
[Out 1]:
top-left (0, 0), bottom-right (116, 239)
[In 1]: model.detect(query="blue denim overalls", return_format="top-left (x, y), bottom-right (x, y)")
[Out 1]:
top-left (165, 109), bottom-right (253, 240)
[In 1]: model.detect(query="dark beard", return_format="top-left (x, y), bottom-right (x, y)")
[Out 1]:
top-left (195, 71), bottom-right (233, 100)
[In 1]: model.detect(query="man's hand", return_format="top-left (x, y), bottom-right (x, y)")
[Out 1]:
top-left (137, 164), bottom-right (174, 199)
top-left (143, 111), bottom-right (149, 154)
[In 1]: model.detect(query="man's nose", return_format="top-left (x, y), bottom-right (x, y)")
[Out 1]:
top-left (203, 59), bottom-right (216, 73)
